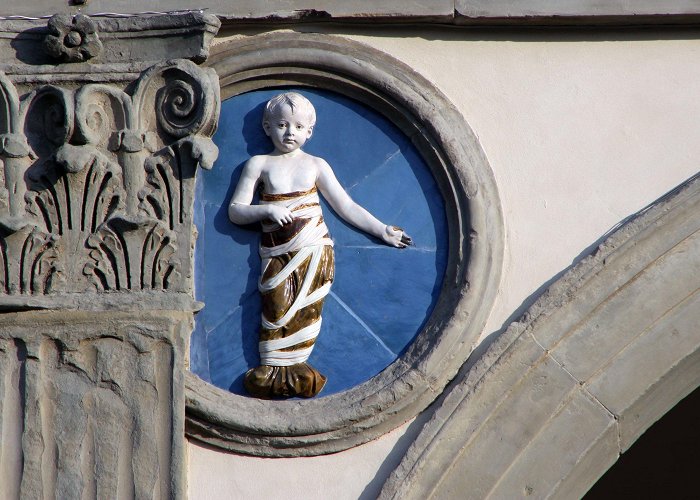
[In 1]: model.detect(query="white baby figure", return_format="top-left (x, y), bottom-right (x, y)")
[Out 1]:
top-left (229, 92), bottom-right (411, 398)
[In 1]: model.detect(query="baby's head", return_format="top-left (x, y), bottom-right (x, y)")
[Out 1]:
top-left (262, 92), bottom-right (316, 130)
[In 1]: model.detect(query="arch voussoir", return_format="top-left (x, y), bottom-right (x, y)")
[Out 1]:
top-left (381, 174), bottom-right (700, 499)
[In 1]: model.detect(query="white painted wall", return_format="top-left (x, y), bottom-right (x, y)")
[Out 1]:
top-left (188, 418), bottom-right (425, 500)
top-left (350, 30), bottom-right (700, 339)
top-left (189, 28), bottom-right (700, 499)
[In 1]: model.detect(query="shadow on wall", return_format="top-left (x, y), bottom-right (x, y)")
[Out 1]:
top-left (496, 171), bottom-right (700, 339)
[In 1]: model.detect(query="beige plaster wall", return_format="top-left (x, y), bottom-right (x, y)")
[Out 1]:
top-left (189, 28), bottom-right (700, 499)
top-left (188, 419), bottom-right (423, 499)
top-left (349, 30), bottom-right (700, 340)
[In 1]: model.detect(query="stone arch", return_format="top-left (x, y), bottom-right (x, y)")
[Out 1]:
top-left (380, 173), bottom-right (700, 499)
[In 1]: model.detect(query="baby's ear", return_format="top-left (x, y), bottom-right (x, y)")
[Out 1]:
top-left (262, 121), bottom-right (271, 136)
top-left (306, 126), bottom-right (314, 139)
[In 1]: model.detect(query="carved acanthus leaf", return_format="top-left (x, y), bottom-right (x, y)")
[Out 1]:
top-left (0, 224), bottom-right (61, 295)
top-left (85, 217), bottom-right (180, 291)
top-left (0, 58), bottom-right (219, 298)
top-left (27, 145), bottom-right (124, 234)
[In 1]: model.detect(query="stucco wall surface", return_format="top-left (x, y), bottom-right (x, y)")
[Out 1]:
top-left (342, 29), bottom-right (700, 338)
top-left (189, 28), bottom-right (700, 499)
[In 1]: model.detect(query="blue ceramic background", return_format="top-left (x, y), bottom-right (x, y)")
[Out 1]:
top-left (190, 88), bottom-right (447, 396)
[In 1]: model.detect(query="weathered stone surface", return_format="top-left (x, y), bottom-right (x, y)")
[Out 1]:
top-left (540, 198), bottom-right (700, 380)
top-left (1, 1), bottom-right (454, 23)
top-left (0, 308), bottom-right (193, 499)
top-left (380, 174), bottom-right (700, 498)
top-left (0, 13), bottom-right (220, 85)
top-left (431, 354), bottom-right (580, 498)
top-left (586, 291), bottom-right (700, 452)
top-left (380, 328), bottom-right (618, 499)
top-left (184, 32), bottom-right (504, 457)
top-left (0, 58), bottom-right (219, 301)
top-left (44, 14), bottom-right (103, 63)
top-left (0, 13), bottom-right (220, 498)
top-left (4, 1), bottom-right (700, 25)
top-left (386, 330), bottom-right (546, 497)
top-left (547, 418), bottom-right (619, 500)
top-left (0, 14), bottom-right (221, 305)
top-left (456, 0), bottom-right (700, 23)
top-left (480, 389), bottom-right (616, 499)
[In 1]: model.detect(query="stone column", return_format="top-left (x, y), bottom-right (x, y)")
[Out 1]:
top-left (0, 13), bottom-right (220, 499)
top-left (0, 309), bottom-right (193, 499)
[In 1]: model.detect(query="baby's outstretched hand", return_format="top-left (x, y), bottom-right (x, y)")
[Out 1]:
top-left (267, 205), bottom-right (294, 226)
top-left (383, 225), bottom-right (413, 249)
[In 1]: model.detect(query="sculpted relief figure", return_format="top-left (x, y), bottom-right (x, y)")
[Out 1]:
top-left (228, 92), bottom-right (412, 398)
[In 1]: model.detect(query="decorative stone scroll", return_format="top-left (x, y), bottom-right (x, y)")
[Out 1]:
top-left (0, 58), bottom-right (219, 298)
top-left (0, 13), bottom-right (220, 499)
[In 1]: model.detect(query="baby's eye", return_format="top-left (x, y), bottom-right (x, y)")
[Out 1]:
top-left (296, 125), bottom-right (304, 130)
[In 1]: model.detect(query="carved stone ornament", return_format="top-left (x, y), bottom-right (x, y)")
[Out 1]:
top-left (0, 13), bottom-right (220, 498)
top-left (0, 59), bottom-right (219, 298)
top-left (44, 14), bottom-right (103, 63)
top-left (184, 33), bottom-right (504, 457)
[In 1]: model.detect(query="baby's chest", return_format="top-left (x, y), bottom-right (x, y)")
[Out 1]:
top-left (262, 165), bottom-right (317, 193)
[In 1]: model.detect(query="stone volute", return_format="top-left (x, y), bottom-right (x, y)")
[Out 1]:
top-left (0, 13), bottom-right (220, 499)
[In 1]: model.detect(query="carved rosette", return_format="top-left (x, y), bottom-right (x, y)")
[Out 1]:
top-left (44, 14), bottom-right (103, 63)
top-left (0, 59), bottom-right (219, 298)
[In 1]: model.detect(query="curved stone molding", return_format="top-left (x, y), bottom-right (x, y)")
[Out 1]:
top-left (380, 173), bottom-right (700, 499)
top-left (0, 59), bottom-right (219, 301)
top-left (185, 33), bottom-right (504, 456)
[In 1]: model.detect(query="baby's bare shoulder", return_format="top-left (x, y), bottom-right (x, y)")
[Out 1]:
top-left (247, 154), bottom-right (272, 165)
top-left (304, 153), bottom-right (331, 170)
top-left (303, 152), bottom-right (327, 163)
top-left (244, 154), bottom-right (273, 172)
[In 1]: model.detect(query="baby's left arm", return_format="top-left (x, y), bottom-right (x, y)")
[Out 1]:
top-left (316, 159), bottom-right (411, 248)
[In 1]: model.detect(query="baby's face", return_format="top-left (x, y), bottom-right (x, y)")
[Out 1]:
top-left (264, 104), bottom-right (314, 154)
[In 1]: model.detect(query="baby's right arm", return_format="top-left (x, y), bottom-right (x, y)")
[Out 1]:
top-left (228, 157), bottom-right (293, 226)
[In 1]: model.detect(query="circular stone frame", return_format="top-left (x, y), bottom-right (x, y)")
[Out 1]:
top-left (185, 32), bottom-right (504, 457)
